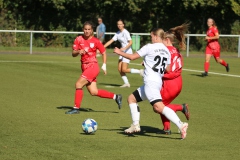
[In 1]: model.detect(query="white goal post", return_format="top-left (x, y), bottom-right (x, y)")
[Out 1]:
top-left (0, 30), bottom-right (240, 57)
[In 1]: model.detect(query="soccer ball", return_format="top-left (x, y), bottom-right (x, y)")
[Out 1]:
top-left (82, 118), bottom-right (98, 134)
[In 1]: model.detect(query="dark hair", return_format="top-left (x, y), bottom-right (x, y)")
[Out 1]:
top-left (83, 21), bottom-right (95, 29)
top-left (117, 19), bottom-right (125, 25)
top-left (82, 21), bottom-right (95, 36)
top-left (164, 22), bottom-right (190, 50)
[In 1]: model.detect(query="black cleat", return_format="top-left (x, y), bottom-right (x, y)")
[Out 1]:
top-left (115, 94), bottom-right (122, 109)
top-left (201, 72), bottom-right (208, 77)
top-left (65, 108), bottom-right (80, 114)
top-left (156, 129), bottom-right (171, 135)
top-left (182, 103), bottom-right (190, 120)
top-left (226, 64), bottom-right (229, 72)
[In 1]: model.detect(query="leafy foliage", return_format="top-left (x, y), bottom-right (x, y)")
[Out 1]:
top-left (0, 0), bottom-right (239, 51)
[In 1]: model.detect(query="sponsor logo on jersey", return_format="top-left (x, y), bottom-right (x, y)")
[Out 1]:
top-left (90, 43), bottom-right (94, 48)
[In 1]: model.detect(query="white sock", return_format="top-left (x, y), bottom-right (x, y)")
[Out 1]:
top-left (121, 76), bottom-right (129, 84)
top-left (162, 106), bottom-right (182, 129)
top-left (130, 68), bottom-right (140, 74)
top-left (129, 103), bottom-right (140, 125)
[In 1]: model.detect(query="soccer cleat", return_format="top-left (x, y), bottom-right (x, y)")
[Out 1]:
top-left (201, 72), bottom-right (208, 77)
top-left (120, 83), bottom-right (130, 88)
top-left (65, 108), bottom-right (80, 114)
top-left (115, 94), bottom-right (122, 109)
top-left (156, 129), bottom-right (171, 135)
top-left (139, 69), bottom-right (144, 77)
top-left (180, 122), bottom-right (188, 139)
top-left (124, 124), bottom-right (141, 133)
top-left (226, 63), bottom-right (229, 72)
top-left (182, 103), bottom-right (190, 120)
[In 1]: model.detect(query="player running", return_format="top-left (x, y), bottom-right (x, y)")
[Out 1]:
top-left (104, 19), bottom-right (143, 88)
top-left (202, 18), bottom-right (229, 77)
top-left (114, 28), bottom-right (189, 139)
top-left (65, 21), bottom-right (122, 114)
top-left (157, 23), bottom-right (190, 135)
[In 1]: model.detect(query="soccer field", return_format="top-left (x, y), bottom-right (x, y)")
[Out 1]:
top-left (0, 53), bottom-right (239, 160)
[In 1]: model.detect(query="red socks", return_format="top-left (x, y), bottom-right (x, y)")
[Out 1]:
top-left (220, 60), bottom-right (227, 67)
top-left (204, 62), bottom-right (210, 72)
top-left (168, 104), bottom-right (183, 112)
top-left (74, 89), bottom-right (114, 109)
top-left (161, 104), bottom-right (183, 130)
top-left (74, 89), bottom-right (83, 109)
top-left (97, 90), bottom-right (114, 99)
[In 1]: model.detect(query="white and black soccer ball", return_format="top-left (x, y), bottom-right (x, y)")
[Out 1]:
top-left (82, 118), bottom-right (98, 134)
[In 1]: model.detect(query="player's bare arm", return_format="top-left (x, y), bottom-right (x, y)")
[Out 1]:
top-left (114, 47), bottom-right (140, 60)
top-left (165, 65), bottom-right (171, 72)
top-left (72, 49), bottom-right (86, 57)
top-left (101, 51), bottom-right (107, 75)
top-left (205, 33), bottom-right (219, 40)
top-left (121, 40), bottom-right (133, 51)
top-left (104, 39), bottom-right (114, 48)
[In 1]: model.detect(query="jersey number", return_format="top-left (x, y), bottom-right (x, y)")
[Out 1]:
top-left (172, 56), bottom-right (182, 71)
top-left (152, 55), bottom-right (167, 74)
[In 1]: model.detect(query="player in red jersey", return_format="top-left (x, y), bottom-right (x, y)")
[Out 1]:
top-left (65, 21), bottom-right (122, 114)
top-left (157, 23), bottom-right (190, 134)
top-left (202, 18), bottom-right (229, 77)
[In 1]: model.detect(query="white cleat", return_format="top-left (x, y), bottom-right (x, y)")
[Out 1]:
top-left (120, 83), bottom-right (130, 88)
top-left (124, 124), bottom-right (141, 134)
top-left (180, 122), bottom-right (188, 139)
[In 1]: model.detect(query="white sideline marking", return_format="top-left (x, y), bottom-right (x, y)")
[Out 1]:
top-left (130, 62), bottom-right (240, 78)
top-left (183, 69), bottom-right (240, 78)
top-left (105, 86), bottom-right (115, 88)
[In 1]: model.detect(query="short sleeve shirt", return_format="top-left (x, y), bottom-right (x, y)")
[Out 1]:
top-left (137, 43), bottom-right (171, 82)
top-left (112, 29), bottom-right (132, 53)
top-left (72, 36), bottom-right (105, 64)
top-left (207, 27), bottom-right (219, 43)
top-left (97, 23), bottom-right (106, 38)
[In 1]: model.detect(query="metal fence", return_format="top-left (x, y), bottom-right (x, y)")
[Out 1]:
top-left (0, 30), bottom-right (240, 57)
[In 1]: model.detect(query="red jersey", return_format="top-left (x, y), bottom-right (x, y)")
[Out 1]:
top-left (72, 36), bottom-right (105, 64)
top-left (206, 26), bottom-right (219, 43)
top-left (163, 46), bottom-right (183, 80)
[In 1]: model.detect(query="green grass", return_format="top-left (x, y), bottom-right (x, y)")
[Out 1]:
top-left (0, 53), bottom-right (240, 160)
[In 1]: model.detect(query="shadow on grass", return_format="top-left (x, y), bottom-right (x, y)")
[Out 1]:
top-left (99, 126), bottom-right (181, 140)
top-left (56, 106), bottom-right (119, 113)
top-left (189, 73), bottom-right (205, 77)
top-left (98, 82), bottom-right (121, 87)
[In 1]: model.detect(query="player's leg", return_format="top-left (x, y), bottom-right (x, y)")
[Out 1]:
top-left (202, 48), bottom-right (212, 77)
top-left (214, 52), bottom-right (229, 72)
top-left (118, 58), bottom-right (130, 87)
top-left (168, 104), bottom-right (190, 120)
top-left (154, 102), bottom-right (188, 139)
top-left (145, 81), bottom-right (188, 139)
top-left (158, 79), bottom-right (182, 134)
top-left (65, 76), bottom-right (89, 114)
top-left (125, 86), bottom-right (146, 133)
top-left (121, 57), bottom-right (142, 75)
top-left (86, 82), bottom-right (122, 110)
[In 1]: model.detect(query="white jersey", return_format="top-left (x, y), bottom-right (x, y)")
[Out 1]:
top-left (137, 43), bottom-right (171, 83)
top-left (112, 29), bottom-right (132, 54)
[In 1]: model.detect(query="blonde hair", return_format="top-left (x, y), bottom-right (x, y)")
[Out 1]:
top-left (208, 18), bottom-right (217, 28)
top-left (151, 28), bottom-right (165, 40)
top-left (164, 22), bottom-right (190, 50)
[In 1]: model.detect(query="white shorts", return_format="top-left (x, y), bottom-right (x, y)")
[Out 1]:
top-left (118, 51), bottom-right (132, 63)
top-left (136, 80), bottom-right (162, 103)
